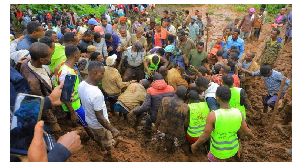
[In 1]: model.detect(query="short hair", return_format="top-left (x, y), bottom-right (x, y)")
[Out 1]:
top-left (226, 27), bottom-right (232, 31)
top-left (163, 10), bottom-right (168, 14)
top-left (64, 32), bottom-right (76, 43)
top-left (261, 4), bottom-right (266, 9)
top-left (155, 23), bottom-right (161, 27)
top-left (153, 73), bottom-right (164, 80)
top-left (90, 52), bottom-right (101, 61)
top-left (157, 48), bottom-right (165, 56)
top-left (185, 10), bottom-right (189, 14)
top-left (213, 64), bottom-right (222, 74)
top-left (39, 36), bottom-right (54, 48)
top-left (230, 45), bottom-right (237, 50)
top-left (231, 49), bottom-right (240, 56)
top-left (45, 30), bottom-right (56, 37)
top-left (142, 13), bottom-right (147, 17)
top-left (29, 42), bottom-right (50, 61)
top-left (234, 18), bottom-right (240, 22)
top-left (130, 16), bottom-right (136, 20)
top-left (167, 34), bottom-right (175, 41)
top-left (198, 66), bottom-right (207, 75)
top-left (171, 11), bottom-right (177, 15)
top-left (217, 50), bottom-right (223, 57)
top-left (260, 65), bottom-right (272, 75)
top-left (94, 32), bottom-right (101, 39)
top-left (88, 61), bottom-right (103, 72)
top-left (84, 30), bottom-right (93, 37)
top-left (101, 17), bottom-right (107, 22)
top-left (105, 33), bottom-right (112, 40)
top-left (216, 86), bottom-right (231, 102)
top-left (195, 76), bottom-right (209, 89)
top-left (260, 8), bottom-right (265, 11)
top-left (229, 52), bottom-right (239, 61)
top-left (27, 21), bottom-right (41, 34)
top-left (141, 79), bottom-right (150, 89)
top-left (61, 26), bottom-right (70, 34)
top-left (189, 90), bottom-right (199, 101)
top-left (197, 42), bottom-right (204, 46)
top-left (152, 55), bottom-right (159, 62)
top-left (65, 44), bottom-right (79, 58)
top-left (162, 18), bottom-right (168, 23)
top-left (273, 28), bottom-right (280, 35)
top-left (222, 74), bottom-right (234, 87)
top-left (139, 15), bottom-right (144, 19)
top-left (227, 60), bottom-right (236, 72)
top-left (233, 29), bottom-right (240, 34)
top-left (178, 30), bottom-right (186, 36)
top-left (221, 65), bottom-right (231, 74)
top-left (176, 85), bottom-right (187, 99)
top-left (249, 51), bottom-right (256, 58)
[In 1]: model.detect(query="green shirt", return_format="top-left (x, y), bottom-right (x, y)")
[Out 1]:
top-left (187, 49), bottom-right (208, 74)
top-left (48, 43), bottom-right (66, 73)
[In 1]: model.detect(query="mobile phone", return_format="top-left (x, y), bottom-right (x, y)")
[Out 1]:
top-left (60, 74), bottom-right (76, 102)
top-left (10, 93), bottom-right (44, 156)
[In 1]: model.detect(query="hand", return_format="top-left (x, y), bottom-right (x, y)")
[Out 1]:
top-left (78, 34), bottom-right (83, 41)
top-left (190, 65), bottom-right (196, 71)
top-left (111, 128), bottom-right (119, 138)
top-left (123, 46), bottom-right (127, 51)
top-left (108, 46), bottom-right (113, 52)
top-left (203, 63), bottom-right (210, 70)
top-left (70, 112), bottom-right (79, 124)
top-left (17, 56), bottom-right (30, 64)
top-left (57, 131), bottom-right (82, 154)
top-left (17, 35), bottom-right (24, 41)
top-left (191, 143), bottom-right (197, 154)
top-left (28, 121), bottom-right (48, 162)
top-left (49, 81), bottom-right (64, 106)
top-left (130, 80), bottom-right (137, 83)
top-left (151, 125), bottom-right (157, 133)
top-left (116, 46), bottom-right (121, 52)
top-left (147, 70), bottom-right (153, 77)
top-left (182, 72), bottom-right (188, 77)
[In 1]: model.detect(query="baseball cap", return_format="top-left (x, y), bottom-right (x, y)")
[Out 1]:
top-left (191, 17), bottom-right (197, 21)
top-left (249, 8), bottom-right (255, 13)
top-left (106, 54), bottom-right (118, 66)
top-left (119, 16), bottom-right (126, 22)
top-left (164, 45), bottom-right (175, 53)
top-left (55, 6), bottom-right (58, 9)
top-left (87, 45), bottom-right (98, 52)
top-left (88, 18), bottom-right (98, 25)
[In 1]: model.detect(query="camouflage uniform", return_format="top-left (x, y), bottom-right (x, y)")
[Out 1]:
top-left (155, 96), bottom-right (190, 145)
top-left (260, 37), bottom-right (283, 67)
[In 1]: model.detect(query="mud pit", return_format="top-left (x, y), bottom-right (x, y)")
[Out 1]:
top-left (58, 4), bottom-right (292, 162)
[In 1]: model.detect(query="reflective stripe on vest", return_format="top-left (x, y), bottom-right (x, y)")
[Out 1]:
top-left (55, 63), bottom-right (81, 111)
top-left (210, 108), bottom-right (242, 160)
top-left (229, 87), bottom-right (246, 119)
top-left (187, 102), bottom-right (210, 137)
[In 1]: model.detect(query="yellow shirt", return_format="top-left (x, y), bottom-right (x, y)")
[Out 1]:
top-left (270, 38), bottom-right (276, 46)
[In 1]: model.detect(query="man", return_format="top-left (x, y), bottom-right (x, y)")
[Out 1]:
top-left (210, 35), bottom-right (225, 51)
top-left (159, 66), bottom-right (168, 82)
top-left (44, 10), bottom-right (52, 23)
top-left (100, 17), bottom-right (114, 36)
top-left (224, 29), bottom-right (244, 59)
top-left (161, 10), bottom-right (170, 26)
top-left (185, 42), bottom-right (207, 77)
top-left (16, 21), bottom-right (45, 51)
top-left (252, 8), bottom-right (265, 41)
top-left (170, 11), bottom-right (181, 30)
top-left (25, 5), bottom-right (33, 19)
top-left (223, 18), bottom-right (239, 35)
top-left (239, 51), bottom-right (259, 71)
top-left (69, 9), bottom-right (78, 27)
top-left (188, 17), bottom-right (199, 43)
top-left (78, 61), bottom-right (119, 157)
top-left (88, 18), bottom-right (98, 31)
top-left (102, 54), bottom-right (135, 114)
top-left (191, 86), bottom-right (254, 162)
top-left (165, 45), bottom-right (185, 70)
top-left (167, 62), bottom-right (189, 90)
top-left (77, 30), bottom-right (94, 53)
top-left (186, 90), bottom-right (210, 144)
top-left (114, 16), bottom-right (129, 34)
top-left (224, 27), bottom-right (232, 44)
top-left (184, 10), bottom-right (192, 25)
top-left (241, 65), bottom-right (290, 113)
top-left (144, 55), bottom-right (169, 79)
top-left (284, 10), bottom-right (292, 45)
top-left (238, 8), bottom-right (255, 40)
top-left (259, 29), bottom-right (283, 68)
top-left (130, 16), bottom-right (141, 34)
top-left (153, 86), bottom-right (190, 161)
top-left (48, 32), bottom-right (79, 73)
top-left (105, 33), bottom-right (122, 66)
top-left (195, 13), bottom-right (204, 42)
top-left (93, 32), bottom-right (108, 61)
top-left (131, 27), bottom-right (148, 51)
top-left (19, 41), bottom-right (61, 132)
top-left (177, 20), bottom-right (190, 37)
top-left (138, 15), bottom-right (149, 36)
top-left (130, 73), bottom-right (174, 133)
top-left (78, 45), bottom-right (98, 80)
top-left (222, 74), bottom-right (251, 119)
top-left (166, 19), bottom-right (176, 36)
top-left (61, 9), bottom-right (72, 25)
top-left (148, 17), bottom-right (156, 48)
top-left (177, 30), bottom-right (196, 57)
top-left (196, 76), bottom-right (220, 111)
top-left (272, 8), bottom-right (287, 33)
top-left (115, 79), bottom-right (150, 123)
top-left (36, 11), bottom-right (44, 23)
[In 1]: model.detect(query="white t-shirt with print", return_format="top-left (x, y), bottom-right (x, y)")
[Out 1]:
top-left (78, 81), bottom-right (109, 129)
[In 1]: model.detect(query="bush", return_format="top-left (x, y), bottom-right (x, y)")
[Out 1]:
top-left (264, 16), bottom-right (272, 23)
top-left (207, 10), bottom-right (214, 15)
top-left (225, 17), bottom-right (232, 21)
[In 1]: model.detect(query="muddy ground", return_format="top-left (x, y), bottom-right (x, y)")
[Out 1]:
top-left (54, 4), bottom-right (292, 162)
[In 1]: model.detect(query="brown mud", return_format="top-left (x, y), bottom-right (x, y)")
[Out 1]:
top-left (56, 4), bottom-right (292, 162)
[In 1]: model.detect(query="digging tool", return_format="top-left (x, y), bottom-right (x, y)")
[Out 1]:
top-left (114, 136), bottom-right (133, 148)
top-left (268, 77), bottom-right (287, 130)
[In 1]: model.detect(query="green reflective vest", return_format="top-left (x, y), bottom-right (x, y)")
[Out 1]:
top-left (187, 102), bottom-right (210, 137)
top-left (148, 56), bottom-right (160, 71)
top-left (210, 108), bottom-right (242, 159)
top-left (55, 63), bottom-right (81, 111)
top-left (229, 87), bottom-right (246, 119)
top-left (48, 44), bottom-right (66, 73)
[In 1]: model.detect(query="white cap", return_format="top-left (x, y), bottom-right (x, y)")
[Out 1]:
top-left (106, 54), bottom-right (117, 66)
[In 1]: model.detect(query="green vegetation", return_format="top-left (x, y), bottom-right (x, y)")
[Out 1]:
top-left (208, 4), bottom-right (223, 8)
top-left (215, 13), bottom-right (222, 17)
top-left (15, 4), bottom-right (107, 18)
top-left (225, 17), bottom-right (232, 21)
top-left (232, 4), bottom-right (287, 17)
top-left (264, 16), bottom-right (272, 23)
top-left (207, 10), bottom-right (214, 15)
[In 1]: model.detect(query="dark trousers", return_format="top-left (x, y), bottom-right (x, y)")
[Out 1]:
top-left (122, 65), bottom-right (145, 82)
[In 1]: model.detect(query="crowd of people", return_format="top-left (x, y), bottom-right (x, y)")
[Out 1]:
top-left (10, 4), bottom-right (292, 162)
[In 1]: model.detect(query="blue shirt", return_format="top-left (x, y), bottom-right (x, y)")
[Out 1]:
top-left (105, 34), bottom-right (122, 60)
top-left (225, 36), bottom-right (244, 59)
top-left (101, 24), bottom-right (114, 37)
top-left (252, 69), bottom-right (290, 95)
top-left (170, 55), bottom-right (185, 68)
top-left (16, 34), bottom-right (38, 51)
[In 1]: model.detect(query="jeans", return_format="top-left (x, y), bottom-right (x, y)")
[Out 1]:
top-left (263, 92), bottom-right (285, 108)
top-left (107, 96), bottom-right (118, 112)
top-left (206, 97), bottom-right (220, 111)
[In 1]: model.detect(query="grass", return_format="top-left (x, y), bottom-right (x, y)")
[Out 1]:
top-left (208, 4), bottom-right (223, 9)
top-left (215, 13), bottom-right (222, 17)
top-left (207, 10), bottom-right (214, 15)
top-left (264, 16), bottom-right (272, 23)
top-left (225, 17), bottom-right (232, 21)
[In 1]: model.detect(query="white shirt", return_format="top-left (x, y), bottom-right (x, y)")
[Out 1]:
top-left (28, 61), bottom-right (52, 89)
top-left (169, 24), bottom-right (177, 36)
top-left (78, 81), bottom-right (109, 129)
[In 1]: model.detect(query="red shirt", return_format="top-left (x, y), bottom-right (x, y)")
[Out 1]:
top-left (15, 11), bottom-right (23, 19)
top-left (213, 43), bottom-right (222, 50)
top-left (212, 74), bottom-right (240, 87)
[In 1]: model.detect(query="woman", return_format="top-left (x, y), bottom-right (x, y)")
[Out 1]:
top-left (131, 27), bottom-right (148, 51)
